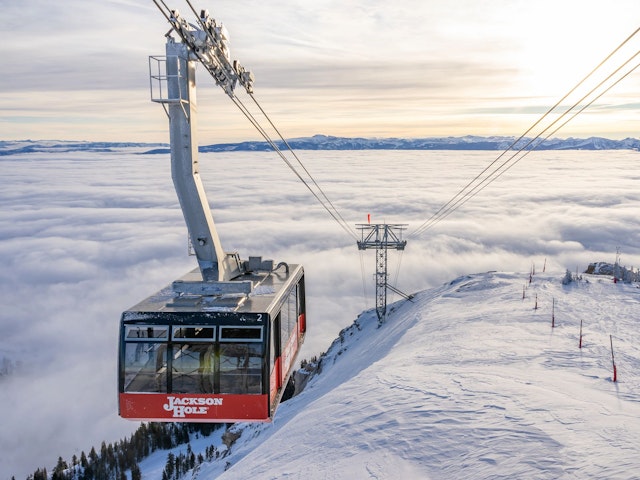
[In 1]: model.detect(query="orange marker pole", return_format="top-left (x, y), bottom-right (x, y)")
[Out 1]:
top-left (579, 319), bottom-right (583, 349)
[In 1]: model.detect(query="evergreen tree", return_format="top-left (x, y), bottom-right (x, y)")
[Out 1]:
top-left (175, 454), bottom-right (182, 477)
top-left (131, 463), bottom-right (141, 480)
top-left (164, 452), bottom-right (175, 479)
top-left (89, 446), bottom-right (98, 464)
top-left (21, 419), bottom-right (225, 480)
top-left (107, 442), bottom-right (116, 469)
top-left (32, 468), bottom-right (47, 480)
top-left (52, 456), bottom-right (68, 480)
top-left (80, 451), bottom-right (88, 468)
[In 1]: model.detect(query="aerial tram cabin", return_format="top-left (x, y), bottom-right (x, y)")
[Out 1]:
top-left (118, 5), bottom-right (306, 422)
top-left (119, 262), bottom-right (305, 422)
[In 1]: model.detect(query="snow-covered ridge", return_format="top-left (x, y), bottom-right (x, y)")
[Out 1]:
top-left (205, 270), bottom-right (640, 479)
top-left (1, 135), bottom-right (639, 156)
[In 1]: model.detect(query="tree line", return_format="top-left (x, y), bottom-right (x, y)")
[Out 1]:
top-left (24, 422), bottom-right (224, 480)
top-left (21, 360), bottom-right (314, 480)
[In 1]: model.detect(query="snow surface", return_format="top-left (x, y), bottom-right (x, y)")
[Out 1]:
top-left (179, 270), bottom-right (640, 479)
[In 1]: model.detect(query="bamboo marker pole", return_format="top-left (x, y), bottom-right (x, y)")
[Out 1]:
top-left (579, 319), bottom-right (583, 349)
top-left (610, 335), bottom-right (617, 382)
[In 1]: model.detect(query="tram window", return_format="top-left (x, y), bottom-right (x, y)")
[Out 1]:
top-left (280, 300), bottom-right (290, 349)
top-left (281, 287), bottom-right (296, 346)
top-left (172, 326), bottom-right (215, 341)
top-left (220, 326), bottom-right (262, 342)
top-left (219, 343), bottom-right (264, 394)
top-left (296, 283), bottom-right (303, 315)
top-left (270, 318), bottom-right (277, 372)
top-left (123, 342), bottom-right (167, 393)
top-left (124, 325), bottom-right (168, 341)
top-left (279, 312), bottom-right (287, 354)
top-left (290, 287), bottom-right (298, 320)
top-left (171, 344), bottom-right (215, 393)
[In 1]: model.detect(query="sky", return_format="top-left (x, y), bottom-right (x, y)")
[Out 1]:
top-left (2, 146), bottom-right (640, 478)
top-left (0, 0), bottom-right (638, 143)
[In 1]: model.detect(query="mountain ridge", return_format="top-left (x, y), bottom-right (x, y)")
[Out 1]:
top-left (1, 135), bottom-right (639, 156)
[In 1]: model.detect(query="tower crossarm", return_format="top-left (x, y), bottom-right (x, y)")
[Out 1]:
top-left (356, 224), bottom-right (408, 250)
top-left (355, 223), bottom-right (408, 323)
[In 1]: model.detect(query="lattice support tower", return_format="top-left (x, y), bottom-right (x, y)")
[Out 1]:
top-left (356, 224), bottom-right (408, 323)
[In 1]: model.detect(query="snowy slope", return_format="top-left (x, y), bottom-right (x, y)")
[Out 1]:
top-left (185, 270), bottom-right (640, 479)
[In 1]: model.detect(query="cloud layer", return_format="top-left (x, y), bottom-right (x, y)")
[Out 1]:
top-left (1, 147), bottom-right (639, 478)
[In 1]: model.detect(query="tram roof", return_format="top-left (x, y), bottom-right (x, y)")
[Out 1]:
top-left (122, 263), bottom-right (303, 319)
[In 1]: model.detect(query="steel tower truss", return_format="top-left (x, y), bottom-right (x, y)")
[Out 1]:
top-left (356, 224), bottom-right (408, 323)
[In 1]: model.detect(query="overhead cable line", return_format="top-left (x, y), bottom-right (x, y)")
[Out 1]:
top-left (475, 56), bottom-right (640, 194)
top-left (247, 92), bottom-right (359, 241)
top-left (410, 46), bottom-right (640, 237)
top-left (359, 250), bottom-right (369, 310)
top-left (153, 0), bottom-right (358, 241)
top-left (231, 93), bottom-right (359, 241)
top-left (183, 0), bottom-right (357, 240)
top-left (408, 26), bottom-right (640, 240)
top-left (181, 0), bottom-right (357, 240)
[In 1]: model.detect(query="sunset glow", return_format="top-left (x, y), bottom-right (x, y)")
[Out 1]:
top-left (0, 1), bottom-right (637, 143)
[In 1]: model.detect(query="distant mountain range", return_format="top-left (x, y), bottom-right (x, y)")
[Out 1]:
top-left (197, 135), bottom-right (640, 153)
top-left (1, 135), bottom-right (639, 156)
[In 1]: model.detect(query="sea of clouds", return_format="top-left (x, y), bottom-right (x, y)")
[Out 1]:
top-left (1, 148), bottom-right (639, 479)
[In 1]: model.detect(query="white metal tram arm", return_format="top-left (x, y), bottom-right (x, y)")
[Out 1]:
top-left (152, 3), bottom-right (259, 287)
top-left (162, 37), bottom-right (245, 283)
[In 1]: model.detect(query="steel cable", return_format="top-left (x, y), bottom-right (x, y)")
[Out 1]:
top-left (408, 26), bottom-right (640, 239)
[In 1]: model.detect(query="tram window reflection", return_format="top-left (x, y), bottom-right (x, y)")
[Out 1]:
top-left (219, 343), bottom-right (263, 394)
top-left (123, 342), bottom-right (167, 393)
top-left (125, 325), bottom-right (168, 340)
top-left (171, 343), bottom-right (215, 393)
top-left (172, 326), bottom-right (215, 341)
